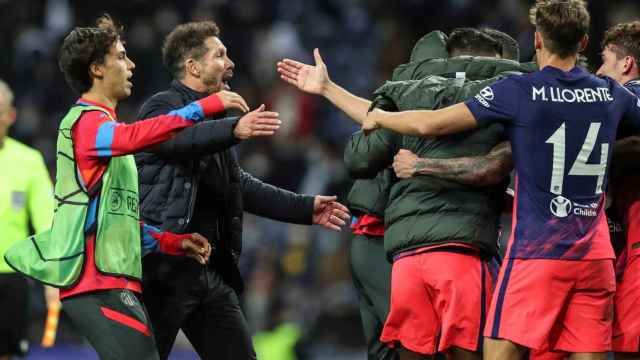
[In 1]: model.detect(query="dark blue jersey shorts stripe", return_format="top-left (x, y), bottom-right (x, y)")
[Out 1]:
top-left (491, 257), bottom-right (515, 338)
top-left (477, 261), bottom-right (487, 351)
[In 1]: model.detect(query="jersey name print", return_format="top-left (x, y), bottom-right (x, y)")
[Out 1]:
top-left (531, 86), bottom-right (613, 103)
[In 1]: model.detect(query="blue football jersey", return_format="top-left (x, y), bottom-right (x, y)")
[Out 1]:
top-left (466, 66), bottom-right (640, 259)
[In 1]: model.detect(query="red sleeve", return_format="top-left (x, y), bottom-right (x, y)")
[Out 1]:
top-left (75, 110), bottom-right (198, 159)
top-left (79, 94), bottom-right (227, 158)
top-left (140, 221), bottom-right (187, 256)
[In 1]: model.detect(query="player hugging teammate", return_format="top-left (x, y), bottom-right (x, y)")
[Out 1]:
top-left (279, 0), bottom-right (640, 359)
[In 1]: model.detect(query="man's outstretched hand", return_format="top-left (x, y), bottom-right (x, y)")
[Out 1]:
top-left (312, 195), bottom-right (350, 231)
top-left (277, 48), bottom-right (330, 95)
top-left (182, 233), bottom-right (212, 265)
top-left (233, 104), bottom-right (282, 140)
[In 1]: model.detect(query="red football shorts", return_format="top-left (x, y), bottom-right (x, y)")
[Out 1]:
top-left (380, 250), bottom-right (492, 355)
top-left (486, 258), bottom-right (615, 353)
top-left (613, 255), bottom-right (640, 353)
top-left (529, 348), bottom-right (567, 359)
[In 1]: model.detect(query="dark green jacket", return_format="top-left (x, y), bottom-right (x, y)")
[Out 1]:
top-left (345, 58), bottom-right (533, 259)
top-left (393, 56), bottom-right (536, 82)
top-left (345, 31), bottom-right (448, 220)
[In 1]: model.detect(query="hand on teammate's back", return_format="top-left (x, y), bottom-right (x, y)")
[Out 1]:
top-left (362, 116), bottom-right (380, 133)
top-left (393, 149), bottom-right (419, 178)
top-left (233, 104), bottom-right (282, 140)
top-left (277, 48), bottom-right (330, 95)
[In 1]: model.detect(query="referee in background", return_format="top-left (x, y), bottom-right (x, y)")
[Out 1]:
top-left (0, 79), bottom-right (55, 360)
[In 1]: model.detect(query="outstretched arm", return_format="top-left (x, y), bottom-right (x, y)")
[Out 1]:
top-left (240, 169), bottom-right (349, 231)
top-left (278, 49), bottom-right (479, 136)
top-left (364, 102), bottom-right (479, 136)
top-left (277, 49), bottom-right (372, 125)
top-left (76, 93), bottom-right (232, 159)
top-left (393, 142), bottom-right (513, 186)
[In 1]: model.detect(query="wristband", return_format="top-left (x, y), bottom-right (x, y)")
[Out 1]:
top-left (158, 232), bottom-right (188, 256)
top-left (198, 93), bottom-right (225, 116)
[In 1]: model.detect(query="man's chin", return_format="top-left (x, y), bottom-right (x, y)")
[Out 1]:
top-left (118, 88), bottom-right (132, 100)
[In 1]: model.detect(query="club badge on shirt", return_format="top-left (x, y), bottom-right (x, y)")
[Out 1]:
top-left (11, 191), bottom-right (26, 211)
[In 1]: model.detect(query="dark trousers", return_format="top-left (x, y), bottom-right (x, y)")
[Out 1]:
top-left (62, 289), bottom-right (159, 360)
top-left (0, 272), bottom-right (29, 357)
top-left (350, 234), bottom-right (398, 360)
top-left (142, 255), bottom-right (256, 360)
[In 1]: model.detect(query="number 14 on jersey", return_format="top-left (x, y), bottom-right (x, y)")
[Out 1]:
top-left (545, 122), bottom-right (608, 196)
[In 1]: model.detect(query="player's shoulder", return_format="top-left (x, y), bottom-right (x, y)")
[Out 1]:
top-left (144, 89), bottom-right (183, 109)
top-left (585, 72), bottom-right (617, 88)
top-left (485, 72), bottom-right (527, 95)
top-left (624, 79), bottom-right (640, 97)
top-left (511, 68), bottom-right (559, 86)
top-left (77, 108), bottom-right (112, 125)
top-left (4, 137), bottom-right (45, 161)
top-left (599, 75), bottom-right (640, 101)
top-left (138, 89), bottom-right (183, 120)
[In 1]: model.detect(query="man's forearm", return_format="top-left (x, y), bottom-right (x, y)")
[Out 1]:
top-left (323, 81), bottom-right (372, 125)
top-left (240, 169), bottom-right (314, 224)
top-left (415, 142), bottom-right (513, 186)
top-left (369, 102), bottom-right (478, 137)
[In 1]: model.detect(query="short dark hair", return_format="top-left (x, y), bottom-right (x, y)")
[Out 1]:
top-left (482, 28), bottom-right (520, 61)
top-left (58, 15), bottom-right (122, 94)
top-left (162, 21), bottom-right (220, 79)
top-left (530, 0), bottom-right (590, 59)
top-left (602, 21), bottom-right (640, 65)
top-left (446, 28), bottom-right (502, 57)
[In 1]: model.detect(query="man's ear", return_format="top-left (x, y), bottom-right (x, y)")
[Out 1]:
top-left (6, 107), bottom-right (16, 128)
top-left (623, 56), bottom-right (637, 76)
top-left (534, 31), bottom-right (543, 51)
top-left (89, 62), bottom-right (104, 80)
top-left (578, 34), bottom-right (589, 53)
top-left (185, 58), bottom-right (201, 78)
top-left (0, 106), bottom-right (16, 129)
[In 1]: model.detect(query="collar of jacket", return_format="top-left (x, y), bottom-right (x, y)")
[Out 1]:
top-left (171, 80), bottom-right (210, 103)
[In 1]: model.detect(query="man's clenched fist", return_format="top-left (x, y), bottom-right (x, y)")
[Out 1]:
top-left (393, 149), bottom-right (419, 178)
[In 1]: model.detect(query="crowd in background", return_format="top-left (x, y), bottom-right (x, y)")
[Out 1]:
top-left (0, 0), bottom-right (638, 358)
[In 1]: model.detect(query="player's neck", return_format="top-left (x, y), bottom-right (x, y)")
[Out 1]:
top-left (619, 72), bottom-right (640, 85)
top-left (180, 77), bottom-right (210, 95)
top-left (537, 50), bottom-right (577, 72)
top-left (82, 87), bottom-right (118, 111)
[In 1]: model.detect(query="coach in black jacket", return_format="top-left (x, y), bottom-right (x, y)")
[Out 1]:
top-left (135, 21), bottom-right (349, 360)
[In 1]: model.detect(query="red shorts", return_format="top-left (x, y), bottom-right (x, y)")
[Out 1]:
top-left (486, 258), bottom-right (615, 353)
top-left (529, 348), bottom-right (567, 359)
top-left (613, 255), bottom-right (640, 352)
top-left (380, 250), bottom-right (492, 355)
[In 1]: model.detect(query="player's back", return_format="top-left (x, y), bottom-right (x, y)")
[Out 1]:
top-left (468, 65), bottom-right (640, 260)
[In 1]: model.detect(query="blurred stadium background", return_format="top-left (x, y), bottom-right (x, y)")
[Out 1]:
top-left (0, 0), bottom-right (637, 359)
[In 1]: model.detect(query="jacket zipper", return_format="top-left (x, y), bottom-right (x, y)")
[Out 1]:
top-left (184, 164), bottom-right (199, 228)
